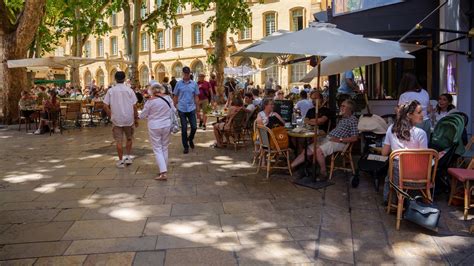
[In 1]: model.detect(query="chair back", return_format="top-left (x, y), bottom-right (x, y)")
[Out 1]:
top-left (246, 106), bottom-right (260, 130)
top-left (65, 102), bottom-right (81, 120)
top-left (231, 109), bottom-right (247, 133)
top-left (93, 101), bottom-right (104, 110)
top-left (256, 125), bottom-right (282, 152)
top-left (389, 149), bottom-right (439, 188)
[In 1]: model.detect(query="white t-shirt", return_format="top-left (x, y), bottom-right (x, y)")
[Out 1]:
top-left (384, 124), bottom-right (428, 151)
top-left (398, 89), bottom-right (430, 120)
top-left (295, 99), bottom-right (313, 118)
top-left (246, 103), bottom-right (256, 113)
top-left (103, 83), bottom-right (138, 127)
top-left (139, 96), bottom-right (175, 130)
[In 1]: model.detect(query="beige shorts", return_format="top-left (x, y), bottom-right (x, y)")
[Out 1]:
top-left (113, 126), bottom-right (134, 142)
top-left (199, 99), bottom-right (209, 111)
top-left (309, 137), bottom-right (346, 157)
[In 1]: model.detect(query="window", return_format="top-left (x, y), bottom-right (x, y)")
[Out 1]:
top-left (191, 60), bottom-right (204, 77)
top-left (173, 62), bottom-right (183, 79)
top-left (290, 58), bottom-right (306, 83)
top-left (192, 24), bottom-right (203, 45)
top-left (141, 32), bottom-right (149, 52)
top-left (155, 64), bottom-right (166, 82)
top-left (96, 39), bottom-right (104, 57)
top-left (291, 9), bottom-right (304, 31)
top-left (84, 41), bottom-right (91, 58)
top-left (176, 5), bottom-right (182, 14)
top-left (111, 12), bottom-right (117, 27)
top-left (96, 69), bottom-right (105, 86)
top-left (110, 37), bottom-right (118, 56)
top-left (109, 68), bottom-right (117, 85)
top-left (173, 27), bottom-right (182, 48)
top-left (84, 71), bottom-right (92, 86)
top-left (141, 3), bottom-right (147, 19)
top-left (263, 57), bottom-right (279, 84)
top-left (156, 30), bottom-right (165, 50)
top-left (264, 12), bottom-right (277, 36)
top-left (156, 0), bottom-right (162, 7)
top-left (139, 66), bottom-right (149, 87)
top-left (240, 26), bottom-right (251, 40)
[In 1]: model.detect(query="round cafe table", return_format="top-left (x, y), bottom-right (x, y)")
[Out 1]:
top-left (208, 113), bottom-right (227, 123)
top-left (287, 128), bottom-right (326, 176)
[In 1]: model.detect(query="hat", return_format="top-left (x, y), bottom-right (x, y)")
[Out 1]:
top-left (115, 71), bottom-right (126, 82)
top-left (182, 66), bottom-right (191, 73)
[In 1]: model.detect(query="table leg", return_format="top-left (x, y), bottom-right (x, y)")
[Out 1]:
top-left (86, 107), bottom-right (96, 127)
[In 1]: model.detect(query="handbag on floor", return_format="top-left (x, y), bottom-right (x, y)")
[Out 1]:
top-left (389, 180), bottom-right (440, 232)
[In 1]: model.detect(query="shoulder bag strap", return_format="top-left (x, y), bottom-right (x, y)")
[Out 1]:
top-left (157, 96), bottom-right (171, 109)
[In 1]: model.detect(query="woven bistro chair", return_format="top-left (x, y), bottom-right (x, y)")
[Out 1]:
top-left (256, 124), bottom-right (292, 179)
top-left (329, 141), bottom-right (356, 180)
top-left (223, 109), bottom-right (247, 151)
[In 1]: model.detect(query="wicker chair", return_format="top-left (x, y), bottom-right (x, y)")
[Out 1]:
top-left (223, 109), bottom-right (247, 151)
top-left (329, 141), bottom-right (356, 180)
top-left (62, 102), bottom-right (82, 129)
top-left (256, 125), bottom-right (292, 179)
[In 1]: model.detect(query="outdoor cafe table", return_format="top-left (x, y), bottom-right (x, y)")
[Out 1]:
top-left (209, 112), bottom-right (227, 123)
top-left (287, 128), bottom-right (326, 175)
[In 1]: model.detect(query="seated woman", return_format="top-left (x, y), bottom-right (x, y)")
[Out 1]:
top-left (304, 91), bottom-right (330, 133)
top-left (256, 98), bottom-right (285, 127)
top-left (433, 93), bottom-right (456, 125)
top-left (18, 91), bottom-right (37, 121)
top-left (212, 97), bottom-right (245, 148)
top-left (382, 100), bottom-right (427, 202)
top-left (34, 90), bottom-right (61, 134)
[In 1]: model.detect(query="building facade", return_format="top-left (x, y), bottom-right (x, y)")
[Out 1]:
top-left (68, 0), bottom-right (328, 90)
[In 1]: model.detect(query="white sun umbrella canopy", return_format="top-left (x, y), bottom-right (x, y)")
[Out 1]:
top-left (7, 56), bottom-right (131, 69)
top-left (243, 22), bottom-right (415, 59)
top-left (224, 65), bottom-right (258, 77)
top-left (299, 40), bottom-right (424, 82)
top-left (231, 30), bottom-right (292, 59)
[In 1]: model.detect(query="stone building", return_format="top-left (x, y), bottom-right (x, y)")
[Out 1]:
top-left (68, 0), bottom-right (329, 90)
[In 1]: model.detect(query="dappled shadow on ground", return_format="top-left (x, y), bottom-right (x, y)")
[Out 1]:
top-left (0, 125), bottom-right (472, 265)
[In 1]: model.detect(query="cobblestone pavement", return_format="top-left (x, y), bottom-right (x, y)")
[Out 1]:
top-left (0, 124), bottom-right (472, 265)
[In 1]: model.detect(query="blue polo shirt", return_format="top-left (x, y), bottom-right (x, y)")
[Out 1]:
top-left (174, 79), bottom-right (199, 112)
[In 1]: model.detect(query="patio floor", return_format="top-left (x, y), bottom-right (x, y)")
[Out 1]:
top-left (0, 124), bottom-right (472, 265)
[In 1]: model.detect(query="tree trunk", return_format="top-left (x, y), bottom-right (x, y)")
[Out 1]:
top-left (213, 1), bottom-right (227, 102)
top-left (122, 0), bottom-right (132, 81)
top-left (69, 7), bottom-right (83, 89)
top-left (0, 0), bottom-right (47, 123)
top-left (129, 0), bottom-right (142, 88)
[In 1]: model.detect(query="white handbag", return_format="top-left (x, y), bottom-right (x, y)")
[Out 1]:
top-left (158, 96), bottom-right (180, 134)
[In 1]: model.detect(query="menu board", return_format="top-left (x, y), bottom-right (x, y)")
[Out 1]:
top-left (273, 100), bottom-right (294, 123)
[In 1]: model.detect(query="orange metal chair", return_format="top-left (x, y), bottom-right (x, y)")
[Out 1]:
top-left (386, 149), bottom-right (439, 230)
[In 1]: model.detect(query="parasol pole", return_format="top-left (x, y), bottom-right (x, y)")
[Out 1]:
top-left (313, 56), bottom-right (321, 180)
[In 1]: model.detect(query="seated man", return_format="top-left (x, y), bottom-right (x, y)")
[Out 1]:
top-left (291, 99), bottom-right (358, 179)
top-left (244, 92), bottom-right (256, 112)
top-left (295, 90), bottom-right (312, 118)
top-left (305, 91), bottom-right (330, 133)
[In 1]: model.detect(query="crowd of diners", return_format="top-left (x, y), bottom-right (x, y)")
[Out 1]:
top-left (19, 69), bottom-right (461, 202)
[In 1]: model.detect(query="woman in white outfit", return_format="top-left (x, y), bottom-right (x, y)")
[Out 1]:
top-left (139, 83), bottom-right (175, 180)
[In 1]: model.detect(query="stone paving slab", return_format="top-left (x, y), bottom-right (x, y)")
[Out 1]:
top-left (34, 255), bottom-right (86, 266)
top-left (0, 125), bottom-right (473, 265)
top-left (65, 236), bottom-right (156, 255)
top-left (62, 219), bottom-right (146, 240)
top-left (0, 221), bottom-right (73, 244)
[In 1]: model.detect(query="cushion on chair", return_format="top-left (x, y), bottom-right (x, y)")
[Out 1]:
top-left (448, 168), bottom-right (474, 182)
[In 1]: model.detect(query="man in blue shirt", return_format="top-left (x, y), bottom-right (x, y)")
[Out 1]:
top-left (173, 66), bottom-right (200, 154)
top-left (337, 70), bottom-right (358, 95)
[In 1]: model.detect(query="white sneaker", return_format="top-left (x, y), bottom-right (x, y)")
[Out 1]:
top-left (116, 160), bottom-right (125, 168)
top-left (54, 128), bottom-right (61, 133)
top-left (123, 156), bottom-right (133, 165)
top-left (34, 129), bottom-right (41, 135)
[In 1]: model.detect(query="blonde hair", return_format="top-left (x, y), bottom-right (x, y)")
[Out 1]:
top-left (149, 83), bottom-right (166, 96)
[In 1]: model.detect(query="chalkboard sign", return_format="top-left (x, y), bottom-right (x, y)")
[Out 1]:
top-left (273, 100), bottom-right (294, 123)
